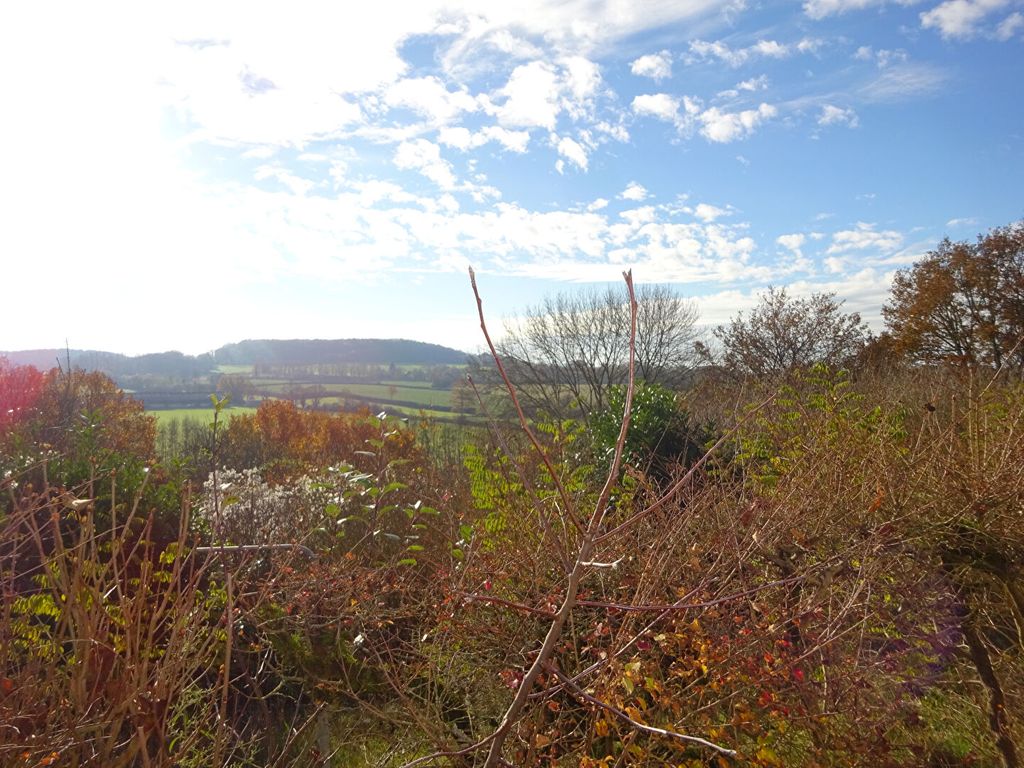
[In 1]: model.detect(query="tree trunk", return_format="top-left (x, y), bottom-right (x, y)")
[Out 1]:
top-left (962, 614), bottom-right (1019, 768)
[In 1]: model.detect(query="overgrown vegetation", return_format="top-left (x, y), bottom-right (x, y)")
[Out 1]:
top-left (2, 224), bottom-right (1022, 766)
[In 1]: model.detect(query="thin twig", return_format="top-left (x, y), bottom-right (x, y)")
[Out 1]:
top-left (459, 592), bottom-right (557, 618)
top-left (469, 267), bottom-right (585, 534)
top-left (478, 270), bottom-right (639, 768)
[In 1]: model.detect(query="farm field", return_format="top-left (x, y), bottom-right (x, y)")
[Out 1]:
top-left (148, 406), bottom-right (256, 423)
top-left (335, 382), bottom-right (451, 407)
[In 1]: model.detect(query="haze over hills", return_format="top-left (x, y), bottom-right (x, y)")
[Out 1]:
top-left (1, 338), bottom-right (469, 376)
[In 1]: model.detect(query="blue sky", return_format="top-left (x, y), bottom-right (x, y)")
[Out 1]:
top-left (1, 0), bottom-right (1021, 355)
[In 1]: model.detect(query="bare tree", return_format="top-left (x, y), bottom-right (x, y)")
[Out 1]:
top-left (496, 284), bottom-right (699, 422)
top-left (699, 286), bottom-right (870, 379)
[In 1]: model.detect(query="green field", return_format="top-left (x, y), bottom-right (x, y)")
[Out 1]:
top-left (251, 382), bottom-right (452, 407)
top-left (337, 383), bottom-right (451, 407)
top-left (149, 407), bottom-right (257, 424)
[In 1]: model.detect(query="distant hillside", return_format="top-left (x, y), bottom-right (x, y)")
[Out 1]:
top-left (2, 339), bottom-right (468, 376)
top-left (0, 349), bottom-right (215, 378)
top-left (212, 339), bottom-right (467, 366)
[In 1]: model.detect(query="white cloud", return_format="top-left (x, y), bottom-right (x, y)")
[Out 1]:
top-left (920, 0), bottom-right (1010, 38)
top-left (687, 38), bottom-right (802, 67)
top-left (818, 104), bottom-right (860, 127)
top-left (487, 56), bottom-right (603, 130)
top-left (394, 139), bottom-right (457, 189)
top-left (699, 103), bottom-right (777, 142)
top-left (490, 60), bottom-right (563, 129)
top-left (630, 50), bottom-right (673, 80)
top-left (254, 165), bottom-right (317, 196)
top-left (634, 93), bottom-right (778, 144)
top-left (384, 76), bottom-right (480, 125)
top-left (853, 45), bottom-right (910, 67)
top-left (946, 216), bottom-right (979, 227)
top-left (619, 182), bottom-right (650, 201)
top-left (996, 10), bottom-right (1024, 38)
top-left (631, 93), bottom-right (680, 121)
top-left (594, 120), bottom-right (630, 142)
top-left (796, 37), bottom-right (824, 53)
top-left (438, 125), bottom-right (531, 152)
top-left (803, 0), bottom-right (899, 19)
top-left (777, 233), bottom-right (806, 256)
top-left (555, 135), bottom-right (589, 171)
top-left (560, 56), bottom-right (603, 119)
top-left (751, 40), bottom-right (789, 58)
top-left (860, 63), bottom-right (948, 101)
top-left (694, 203), bottom-right (730, 222)
top-left (826, 222), bottom-right (903, 254)
top-left (737, 75), bottom-right (770, 91)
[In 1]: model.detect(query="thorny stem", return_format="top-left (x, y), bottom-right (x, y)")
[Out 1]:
top-left (478, 270), bottom-right (638, 768)
top-left (468, 267), bottom-right (585, 535)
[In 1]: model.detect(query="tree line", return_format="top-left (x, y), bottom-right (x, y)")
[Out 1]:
top-left (493, 222), bottom-right (1023, 424)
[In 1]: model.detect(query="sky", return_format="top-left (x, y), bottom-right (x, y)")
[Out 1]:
top-left (1, 1), bottom-right (1021, 356)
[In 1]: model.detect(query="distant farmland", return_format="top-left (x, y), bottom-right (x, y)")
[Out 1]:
top-left (148, 407), bottom-right (256, 423)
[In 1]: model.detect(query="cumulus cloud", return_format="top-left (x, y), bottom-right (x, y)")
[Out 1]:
top-left (489, 61), bottom-right (562, 129)
top-left (555, 135), bottom-right (589, 171)
top-left (921, 0), bottom-right (1011, 37)
top-left (826, 222), bottom-right (903, 254)
top-left (631, 93), bottom-right (680, 121)
top-left (619, 182), bottom-right (649, 201)
top-left (394, 139), bottom-right (456, 189)
top-left (694, 203), bottom-right (731, 222)
top-left (630, 50), bottom-right (673, 80)
top-left (384, 76), bottom-right (480, 125)
top-left (818, 104), bottom-right (860, 127)
top-left (699, 103), bottom-right (777, 142)
top-left (738, 75), bottom-right (770, 91)
top-left (437, 125), bottom-right (531, 152)
top-left (777, 233), bottom-right (806, 256)
top-left (854, 45), bottom-right (910, 67)
top-left (486, 56), bottom-right (603, 130)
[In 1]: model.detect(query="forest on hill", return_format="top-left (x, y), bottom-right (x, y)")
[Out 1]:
top-left (1, 338), bottom-right (468, 381)
top-left (1, 224), bottom-right (1023, 767)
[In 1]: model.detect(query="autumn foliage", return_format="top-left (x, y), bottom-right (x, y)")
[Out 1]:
top-left (0, 360), bottom-right (43, 436)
